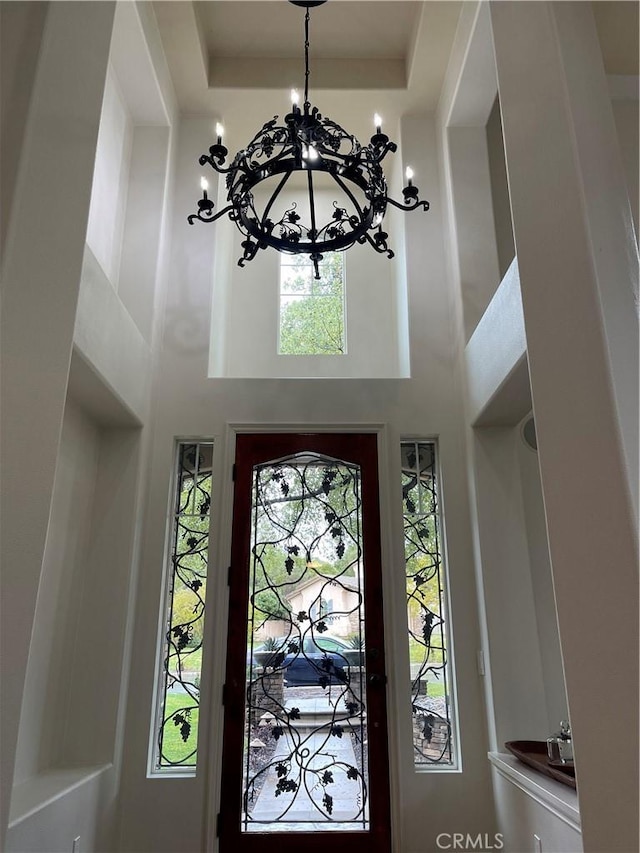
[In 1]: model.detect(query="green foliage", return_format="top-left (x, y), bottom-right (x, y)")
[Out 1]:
top-left (422, 680), bottom-right (445, 698)
top-left (251, 545), bottom-right (295, 623)
top-left (409, 637), bottom-right (443, 664)
top-left (279, 253), bottom-right (344, 355)
top-left (248, 460), bottom-right (362, 645)
top-left (253, 588), bottom-right (292, 622)
top-left (160, 693), bottom-right (199, 767)
top-left (171, 584), bottom-right (205, 647)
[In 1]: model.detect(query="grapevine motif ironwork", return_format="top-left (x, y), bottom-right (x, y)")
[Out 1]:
top-left (156, 442), bottom-right (212, 768)
top-left (402, 442), bottom-right (454, 766)
top-left (188, 3), bottom-right (429, 280)
top-left (243, 454), bottom-right (369, 829)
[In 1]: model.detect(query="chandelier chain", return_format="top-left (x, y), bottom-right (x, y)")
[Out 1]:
top-left (304, 7), bottom-right (311, 109)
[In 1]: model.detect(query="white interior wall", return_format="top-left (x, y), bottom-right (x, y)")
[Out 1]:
top-left (485, 98), bottom-right (515, 282)
top-left (7, 767), bottom-right (118, 853)
top-left (611, 96), bottom-right (639, 239)
top-left (516, 424), bottom-right (568, 730)
top-left (8, 388), bottom-right (144, 758)
top-left (13, 398), bottom-right (100, 785)
top-left (2, 3), bottom-right (175, 850)
top-left (446, 126), bottom-right (501, 343)
top-left (0, 4), bottom-right (116, 846)
top-left (0, 1), bottom-right (48, 258)
top-left (7, 382), bottom-right (146, 853)
top-left (118, 125), bottom-right (171, 343)
top-left (490, 4), bottom-right (638, 850)
top-left (60, 420), bottom-right (143, 769)
top-left (84, 63), bottom-right (171, 351)
top-left (464, 259), bottom-right (528, 427)
top-left (83, 0), bottom-right (172, 360)
top-left (76, 3), bottom-right (172, 417)
top-left (74, 247), bottom-right (151, 425)
top-left (462, 257), bottom-right (567, 748)
top-left (436, 1), bottom-right (500, 348)
top-left (86, 65), bottom-right (133, 287)
top-left (471, 426), bottom-right (550, 747)
top-left (438, 5), bottom-right (578, 851)
top-left (548, 2), bottom-right (639, 526)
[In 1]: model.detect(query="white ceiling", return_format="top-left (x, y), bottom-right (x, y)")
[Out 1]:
top-left (152, 0), bottom-right (638, 125)
top-left (152, 1), bottom-right (463, 118)
top-left (198, 1), bottom-right (420, 60)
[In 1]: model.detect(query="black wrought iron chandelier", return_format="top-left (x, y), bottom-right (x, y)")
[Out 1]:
top-left (188, 0), bottom-right (429, 279)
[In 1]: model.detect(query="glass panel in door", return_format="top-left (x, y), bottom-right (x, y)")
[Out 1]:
top-left (243, 453), bottom-right (368, 831)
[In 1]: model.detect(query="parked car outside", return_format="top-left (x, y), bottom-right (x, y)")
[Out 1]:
top-left (284, 633), bottom-right (350, 687)
top-left (249, 633), bottom-right (353, 687)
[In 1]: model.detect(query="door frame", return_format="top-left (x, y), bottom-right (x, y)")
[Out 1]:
top-left (204, 423), bottom-right (400, 853)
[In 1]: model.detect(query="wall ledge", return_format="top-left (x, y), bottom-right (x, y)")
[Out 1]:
top-left (8, 764), bottom-right (112, 828)
top-left (74, 246), bottom-right (151, 424)
top-left (489, 752), bottom-right (581, 833)
top-left (464, 258), bottom-right (532, 426)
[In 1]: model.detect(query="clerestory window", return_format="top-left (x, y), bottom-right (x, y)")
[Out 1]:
top-left (278, 252), bottom-right (345, 355)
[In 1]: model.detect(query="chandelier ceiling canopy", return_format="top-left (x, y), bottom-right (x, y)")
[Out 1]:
top-left (188, 0), bottom-right (429, 279)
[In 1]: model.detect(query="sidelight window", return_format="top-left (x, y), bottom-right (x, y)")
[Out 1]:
top-left (401, 440), bottom-right (458, 769)
top-left (151, 441), bottom-right (213, 773)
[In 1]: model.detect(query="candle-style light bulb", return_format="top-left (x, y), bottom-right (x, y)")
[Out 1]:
top-left (405, 166), bottom-right (414, 186)
top-left (374, 113), bottom-right (382, 134)
top-left (215, 123), bottom-right (224, 145)
top-left (291, 89), bottom-right (300, 107)
top-left (200, 176), bottom-right (209, 198)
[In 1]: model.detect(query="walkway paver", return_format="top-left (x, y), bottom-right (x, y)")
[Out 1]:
top-left (248, 695), bottom-right (369, 830)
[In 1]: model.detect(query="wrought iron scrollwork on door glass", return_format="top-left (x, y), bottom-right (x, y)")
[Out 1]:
top-left (242, 453), bottom-right (369, 832)
top-left (402, 441), bottom-right (456, 768)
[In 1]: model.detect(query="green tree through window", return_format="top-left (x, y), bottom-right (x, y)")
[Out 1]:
top-left (279, 252), bottom-right (345, 355)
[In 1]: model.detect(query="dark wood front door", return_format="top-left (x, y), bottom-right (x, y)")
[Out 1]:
top-left (219, 433), bottom-right (391, 853)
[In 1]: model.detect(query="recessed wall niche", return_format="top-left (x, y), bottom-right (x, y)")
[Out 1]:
top-left (472, 403), bottom-right (568, 748)
top-left (13, 359), bottom-right (142, 789)
top-left (84, 0), bottom-right (169, 346)
top-left (485, 97), bottom-right (515, 283)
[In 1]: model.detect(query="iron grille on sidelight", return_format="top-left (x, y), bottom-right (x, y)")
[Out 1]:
top-left (152, 441), bottom-right (213, 771)
top-left (401, 441), bottom-right (457, 769)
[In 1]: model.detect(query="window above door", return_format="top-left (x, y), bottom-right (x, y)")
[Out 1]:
top-left (279, 252), bottom-right (346, 356)
top-left (208, 191), bottom-right (410, 379)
